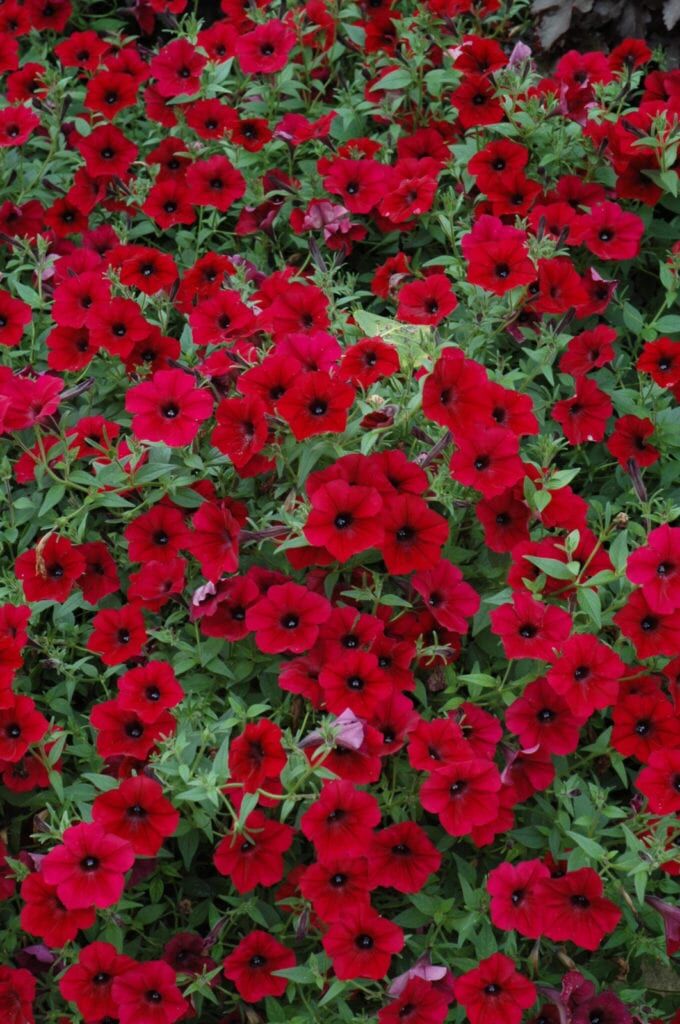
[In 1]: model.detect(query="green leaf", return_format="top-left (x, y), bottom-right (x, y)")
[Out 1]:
top-left (566, 830), bottom-right (607, 860)
top-left (655, 314), bottom-right (680, 333)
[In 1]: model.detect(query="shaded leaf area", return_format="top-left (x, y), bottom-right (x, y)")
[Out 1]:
top-left (533, 0), bottom-right (680, 65)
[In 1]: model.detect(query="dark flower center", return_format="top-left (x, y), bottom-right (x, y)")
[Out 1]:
top-left (125, 722), bottom-right (143, 738)
top-left (118, 629), bottom-right (131, 644)
top-left (347, 675), bottom-right (364, 690)
top-left (573, 665), bottom-right (590, 681)
top-left (146, 685), bottom-right (161, 701)
top-left (657, 561), bottom-right (674, 577)
top-left (330, 873), bottom-right (346, 886)
top-left (396, 525), bottom-right (414, 542)
top-left (598, 229), bottom-right (613, 242)
top-left (635, 719), bottom-right (651, 735)
top-left (519, 624), bottom-right (537, 638)
top-left (93, 972), bottom-right (111, 985)
top-left (641, 615), bottom-right (658, 631)
top-left (392, 843), bottom-right (410, 855)
top-left (511, 889), bottom-right (524, 905)
top-left (162, 403), bottom-right (179, 419)
top-left (474, 455), bottom-right (490, 471)
top-left (495, 263), bottom-right (510, 279)
top-left (127, 804), bottom-right (146, 817)
top-left (538, 708), bottom-right (555, 722)
top-left (309, 399), bottom-right (328, 416)
top-left (484, 983), bottom-right (501, 995)
top-left (355, 933), bottom-right (374, 949)
top-left (571, 894), bottom-right (590, 908)
top-left (450, 779), bottom-right (467, 796)
top-left (334, 513), bottom-right (352, 529)
top-left (250, 954), bottom-right (266, 967)
top-left (281, 614), bottom-right (299, 629)
top-left (81, 855), bottom-right (100, 872)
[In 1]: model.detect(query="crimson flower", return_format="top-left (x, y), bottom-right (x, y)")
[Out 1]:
top-left (453, 953), bottom-right (536, 1024)
top-left (19, 870), bottom-right (96, 947)
top-left (322, 904), bottom-right (404, 980)
top-left (126, 369), bottom-right (213, 447)
top-left (304, 480), bottom-right (383, 561)
top-left (59, 941), bottom-right (135, 1021)
top-left (546, 633), bottom-right (625, 717)
top-left (235, 19), bottom-right (297, 74)
top-left (419, 758), bottom-right (501, 836)
top-left (380, 494), bottom-right (448, 574)
top-left (214, 809), bottom-right (294, 893)
top-left (246, 581), bottom-right (330, 654)
top-left (368, 821), bottom-right (442, 893)
top-left (277, 370), bottom-right (355, 441)
top-left (15, 534), bottom-right (85, 603)
top-left (300, 779), bottom-right (381, 859)
top-left (42, 821), bottom-right (135, 910)
top-left (636, 749), bottom-right (680, 814)
top-left (92, 775), bottom-right (180, 856)
top-left (487, 859), bottom-right (550, 938)
top-left (112, 959), bottom-right (189, 1024)
top-left (87, 604), bottom-right (147, 666)
top-left (490, 592), bottom-right (572, 660)
top-left (537, 868), bottom-right (621, 950)
top-left (626, 524), bottom-right (680, 614)
top-left (396, 274), bottom-right (458, 326)
top-left (223, 930), bottom-right (295, 1002)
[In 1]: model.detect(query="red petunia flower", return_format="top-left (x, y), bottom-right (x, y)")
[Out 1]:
top-left (322, 904), bottom-right (404, 980)
top-left (319, 649), bottom-right (392, 718)
top-left (300, 779), bottom-right (381, 859)
top-left (0, 695), bottom-right (48, 764)
top-left (0, 966), bottom-right (36, 1024)
top-left (412, 560), bottom-right (480, 633)
top-left (87, 604), bottom-right (147, 666)
top-left (613, 590), bottom-right (680, 659)
top-left (75, 123), bottom-right (138, 178)
top-left (378, 976), bottom-right (450, 1024)
top-left (15, 534), bottom-right (85, 603)
top-left (229, 718), bottom-right (286, 793)
top-left (150, 37), bottom-right (206, 97)
top-left (453, 953), bottom-right (537, 1024)
top-left (304, 480), bottom-right (383, 561)
top-left (396, 274), bottom-right (458, 326)
top-left (626, 524), bottom-right (680, 614)
top-left (278, 371), bottom-right (355, 441)
top-left (92, 775), bottom-right (180, 856)
top-left (449, 427), bottom-right (525, 498)
top-left (126, 370), bottom-right (213, 447)
top-left (246, 581), bottom-right (330, 654)
top-left (117, 661), bottom-right (184, 722)
top-left (42, 821), bottom-right (135, 910)
top-left (581, 201), bottom-right (645, 260)
top-left (505, 676), bottom-right (584, 755)
top-left (546, 633), bottom-right (625, 716)
top-left (235, 19), bottom-right (297, 74)
top-left (321, 157), bottom-right (387, 214)
top-left (299, 855), bottom-right (373, 920)
top-left (612, 690), bottom-right (680, 763)
top-left (211, 394), bottom-right (269, 469)
top-left (223, 930), bottom-right (295, 1002)
top-left (552, 376), bottom-right (613, 444)
top-left (0, 288), bottom-right (31, 347)
top-left (490, 592), bottom-right (572, 660)
top-left (380, 494), bottom-right (448, 574)
top-left (112, 959), bottom-right (190, 1024)
top-left (536, 868), bottom-right (621, 950)
top-left (90, 699), bottom-right (175, 760)
top-left (487, 859), bottom-right (550, 938)
top-left (637, 749), bottom-right (680, 814)
top-left (59, 942), bottom-right (135, 1021)
top-left (186, 155), bottom-right (246, 212)
top-left (213, 809), bottom-right (294, 892)
top-left (20, 870), bottom-right (96, 947)
top-left (607, 415), bottom-right (659, 470)
top-left (419, 758), bottom-right (501, 837)
top-left (368, 820), bottom-right (441, 893)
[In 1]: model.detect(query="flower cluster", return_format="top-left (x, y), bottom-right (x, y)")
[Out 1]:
top-left (0, 1), bottom-right (679, 1023)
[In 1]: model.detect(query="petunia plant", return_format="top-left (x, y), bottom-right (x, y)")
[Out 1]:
top-left (0, 1), bottom-right (679, 1023)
